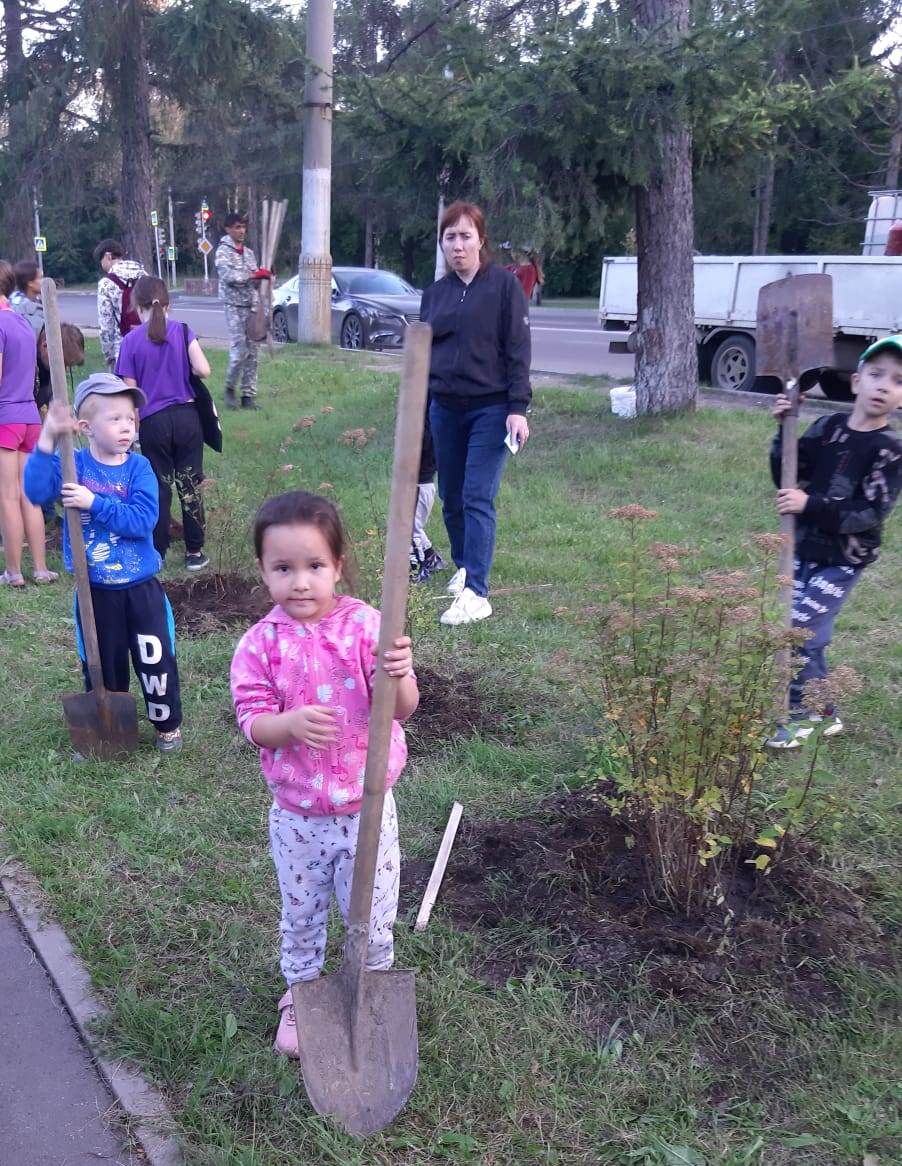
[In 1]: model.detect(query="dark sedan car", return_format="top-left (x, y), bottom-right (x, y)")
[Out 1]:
top-left (272, 267), bottom-right (422, 349)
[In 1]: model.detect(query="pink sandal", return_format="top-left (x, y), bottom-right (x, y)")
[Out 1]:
top-left (32, 570), bottom-right (59, 584)
top-left (274, 990), bottom-right (300, 1058)
top-left (0, 571), bottom-right (26, 588)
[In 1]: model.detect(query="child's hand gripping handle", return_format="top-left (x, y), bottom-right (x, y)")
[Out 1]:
top-left (41, 279), bottom-right (105, 695)
top-left (345, 323), bottom-right (431, 963)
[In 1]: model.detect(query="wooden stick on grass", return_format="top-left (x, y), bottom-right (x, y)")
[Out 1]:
top-left (414, 802), bottom-right (464, 932)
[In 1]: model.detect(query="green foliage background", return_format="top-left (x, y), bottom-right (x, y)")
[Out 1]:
top-left (0, 0), bottom-right (898, 290)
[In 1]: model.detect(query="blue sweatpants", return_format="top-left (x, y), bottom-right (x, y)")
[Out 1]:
top-left (789, 559), bottom-right (862, 711)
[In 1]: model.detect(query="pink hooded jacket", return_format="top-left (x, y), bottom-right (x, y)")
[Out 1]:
top-left (230, 596), bottom-right (408, 816)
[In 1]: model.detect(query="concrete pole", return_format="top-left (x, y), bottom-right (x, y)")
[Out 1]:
top-left (433, 194), bottom-right (445, 283)
top-left (167, 187), bottom-right (177, 288)
top-left (296, 0), bottom-right (333, 344)
top-left (32, 188), bottom-right (43, 277)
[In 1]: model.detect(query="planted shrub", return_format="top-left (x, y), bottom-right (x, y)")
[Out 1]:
top-left (584, 507), bottom-right (803, 915)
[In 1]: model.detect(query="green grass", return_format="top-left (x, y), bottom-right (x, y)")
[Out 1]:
top-left (1, 342), bottom-right (899, 1164)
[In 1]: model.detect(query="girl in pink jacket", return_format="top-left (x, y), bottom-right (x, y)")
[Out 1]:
top-left (230, 490), bottom-right (419, 1058)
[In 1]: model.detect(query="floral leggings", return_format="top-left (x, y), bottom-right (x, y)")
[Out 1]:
top-left (269, 792), bottom-right (400, 986)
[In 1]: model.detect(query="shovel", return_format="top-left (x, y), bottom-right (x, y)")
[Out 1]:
top-left (41, 279), bottom-right (139, 758)
top-left (291, 321), bottom-right (431, 1137)
top-left (756, 274), bottom-right (834, 707)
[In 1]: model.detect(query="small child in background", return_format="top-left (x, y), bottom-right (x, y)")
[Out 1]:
top-left (23, 372), bottom-right (184, 753)
top-left (766, 336), bottom-right (902, 748)
top-left (409, 415), bottom-right (446, 583)
top-left (230, 490), bottom-right (418, 1058)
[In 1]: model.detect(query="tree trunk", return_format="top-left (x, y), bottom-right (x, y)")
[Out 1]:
top-left (752, 152), bottom-right (775, 254)
top-left (631, 0), bottom-right (697, 415)
top-left (2, 0), bottom-right (36, 259)
top-left (886, 75), bottom-right (902, 188)
top-left (364, 209), bottom-right (374, 267)
top-left (401, 235), bottom-right (415, 282)
top-left (116, 0), bottom-right (153, 270)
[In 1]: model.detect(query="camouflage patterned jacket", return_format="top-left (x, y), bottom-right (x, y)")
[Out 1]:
top-left (215, 236), bottom-right (259, 309)
top-left (96, 258), bottom-right (145, 366)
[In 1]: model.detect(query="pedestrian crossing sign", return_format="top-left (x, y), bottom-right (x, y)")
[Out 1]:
top-left (34, 236), bottom-right (47, 252)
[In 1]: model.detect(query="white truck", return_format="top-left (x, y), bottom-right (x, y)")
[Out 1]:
top-left (598, 190), bottom-right (902, 400)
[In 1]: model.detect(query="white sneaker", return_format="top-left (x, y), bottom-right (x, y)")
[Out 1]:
top-left (447, 567), bottom-right (467, 596)
top-left (440, 587), bottom-right (492, 626)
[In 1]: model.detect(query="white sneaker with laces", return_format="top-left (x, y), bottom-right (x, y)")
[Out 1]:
top-left (447, 567), bottom-right (467, 596)
top-left (440, 586), bottom-right (492, 626)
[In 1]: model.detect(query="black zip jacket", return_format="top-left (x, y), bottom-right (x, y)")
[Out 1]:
top-left (419, 264), bottom-right (532, 415)
top-left (770, 413), bottom-right (902, 566)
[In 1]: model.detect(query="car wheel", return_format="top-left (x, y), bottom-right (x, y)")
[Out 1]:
top-left (272, 309), bottom-right (290, 344)
top-left (710, 334), bottom-right (756, 392)
top-left (340, 312), bottom-right (366, 350)
top-left (818, 369), bottom-right (854, 402)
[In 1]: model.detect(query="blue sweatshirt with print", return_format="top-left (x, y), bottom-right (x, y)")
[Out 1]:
top-left (24, 448), bottom-right (161, 587)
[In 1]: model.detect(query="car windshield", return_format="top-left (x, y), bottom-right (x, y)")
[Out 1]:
top-left (337, 271), bottom-right (414, 296)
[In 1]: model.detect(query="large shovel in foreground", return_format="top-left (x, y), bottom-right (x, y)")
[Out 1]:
top-left (292, 322), bottom-right (431, 1136)
top-left (42, 279), bottom-right (139, 758)
top-left (756, 274), bottom-right (834, 707)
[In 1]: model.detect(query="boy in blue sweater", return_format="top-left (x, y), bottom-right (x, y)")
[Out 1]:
top-left (767, 336), bottom-right (902, 747)
top-left (24, 372), bottom-right (183, 752)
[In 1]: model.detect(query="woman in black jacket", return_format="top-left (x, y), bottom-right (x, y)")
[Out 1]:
top-left (419, 201), bottom-right (531, 626)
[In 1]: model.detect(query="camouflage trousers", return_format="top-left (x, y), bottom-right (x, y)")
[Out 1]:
top-left (224, 303), bottom-right (258, 398)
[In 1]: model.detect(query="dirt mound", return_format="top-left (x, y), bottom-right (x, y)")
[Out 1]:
top-left (166, 572), bottom-right (271, 636)
top-left (406, 666), bottom-right (516, 756)
top-left (401, 789), bottom-right (888, 1007)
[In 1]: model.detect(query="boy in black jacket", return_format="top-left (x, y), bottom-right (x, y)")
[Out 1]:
top-left (767, 336), bottom-right (902, 747)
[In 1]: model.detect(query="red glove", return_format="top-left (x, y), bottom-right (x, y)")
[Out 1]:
top-left (251, 267), bottom-right (272, 280)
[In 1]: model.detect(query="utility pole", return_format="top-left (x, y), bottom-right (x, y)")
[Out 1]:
top-left (32, 188), bottom-right (43, 277)
top-left (433, 194), bottom-right (445, 283)
top-left (167, 187), bottom-right (177, 289)
top-left (296, 0), bottom-right (333, 344)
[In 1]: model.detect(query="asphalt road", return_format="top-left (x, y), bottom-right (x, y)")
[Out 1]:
top-left (57, 292), bottom-right (634, 380)
top-left (0, 910), bottom-right (136, 1165)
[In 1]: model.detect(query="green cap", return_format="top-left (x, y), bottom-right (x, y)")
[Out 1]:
top-left (859, 335), bottom-right (902, 364)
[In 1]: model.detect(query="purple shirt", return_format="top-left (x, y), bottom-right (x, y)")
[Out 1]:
top-left (115, 319), bottom-right (197, 420)
top-left (0, 306), bottom-right (39, 426)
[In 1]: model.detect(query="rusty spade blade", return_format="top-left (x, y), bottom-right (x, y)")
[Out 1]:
top-left (61, 690), bottom-right (140, 759)
top-left (756, 273), bottom-right (834, 384)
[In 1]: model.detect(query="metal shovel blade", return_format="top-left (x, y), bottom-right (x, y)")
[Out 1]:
top-left (756, 274), bottom-right (834, 383)
top-left (61, 689), bottom-right (140, 759)
top-left (292, 966), bottom-right (418, 1137)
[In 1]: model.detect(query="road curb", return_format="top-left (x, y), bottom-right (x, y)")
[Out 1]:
top-left (0, 864), bottom-right (183, 1166)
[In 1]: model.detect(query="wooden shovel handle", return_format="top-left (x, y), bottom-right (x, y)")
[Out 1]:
top-left (777, 379), bottom-right (800, 715)
top-left (346, 323), bottom-right (431, 939)
top-left (778, 379), bottom-right (800, 626)
top-left (41, 279), bottom-right (105, 693)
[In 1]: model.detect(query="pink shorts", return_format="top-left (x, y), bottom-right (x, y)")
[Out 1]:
top-left (0, 423), bottom-right (41, 453)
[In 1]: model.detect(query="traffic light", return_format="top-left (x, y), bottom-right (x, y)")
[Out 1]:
top-left (194, 212), bottom-right (203, 236)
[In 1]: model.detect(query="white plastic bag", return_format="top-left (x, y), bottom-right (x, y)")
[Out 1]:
top-left (609, 385), bottom-right (637, 418)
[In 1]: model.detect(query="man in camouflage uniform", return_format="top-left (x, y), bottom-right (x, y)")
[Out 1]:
top-left (215, 213), bottom-right (271, 409)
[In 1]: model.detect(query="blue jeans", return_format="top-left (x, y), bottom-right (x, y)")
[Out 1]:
top-left (429, 400), bottom-right (509, 598)
top-left (789, 559), bottom-right (861, 710)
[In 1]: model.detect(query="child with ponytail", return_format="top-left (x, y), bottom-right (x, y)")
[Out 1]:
top-left (115, 275), bottom-right (212, 570)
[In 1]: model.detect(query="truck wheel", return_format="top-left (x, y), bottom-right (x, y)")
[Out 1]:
top-left (710, 334), bottom-right (757, 393)
top-left (818, 369), bottom-right (854, 402)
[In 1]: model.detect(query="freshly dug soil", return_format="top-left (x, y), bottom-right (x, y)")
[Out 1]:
top-left (401, 789), bottom-right (889, 1008)
top-left (167, 572), bottom-right (271, 636)
top-left (406, 666), bottom-right (516, 757)
top-left (167, 573), bottom-right (512, 753)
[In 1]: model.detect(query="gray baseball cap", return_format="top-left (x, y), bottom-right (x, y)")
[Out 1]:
top-left (72, 372), bottom-right (146, 416)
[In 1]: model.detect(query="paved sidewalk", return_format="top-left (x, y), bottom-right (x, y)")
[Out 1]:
top-left (0, 907), bottom-right (137, 1166)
